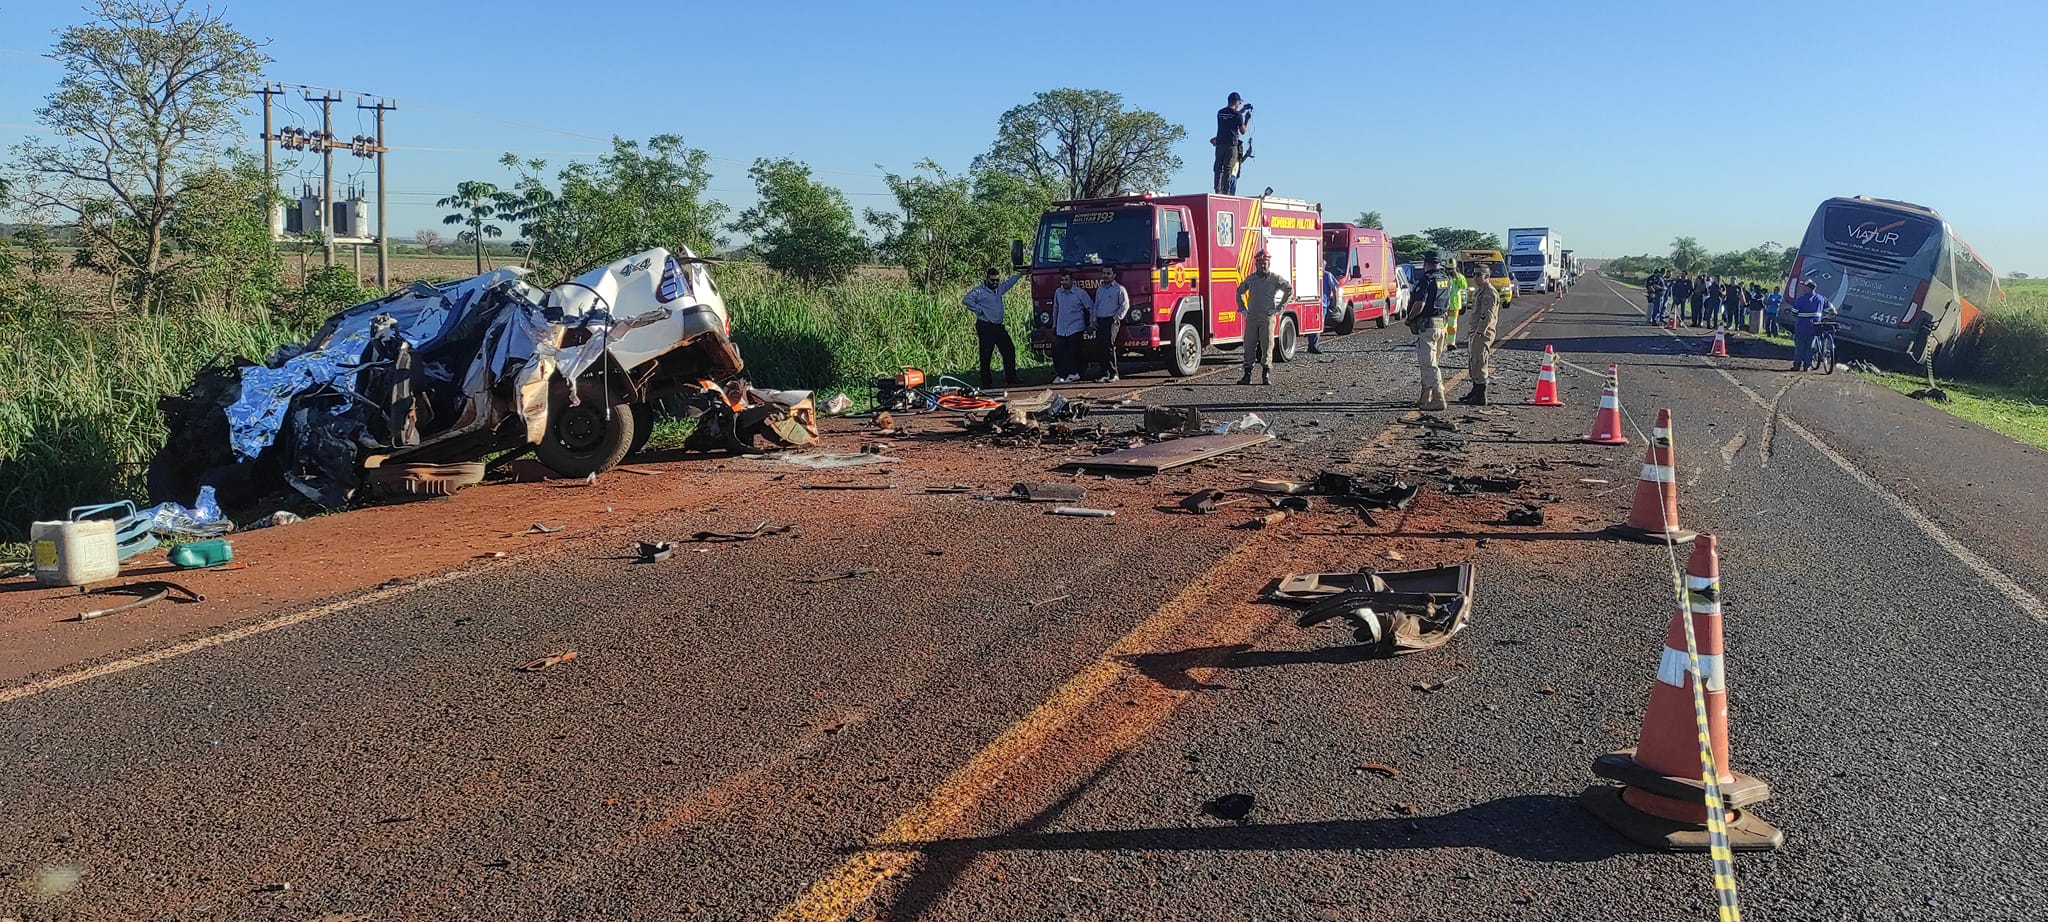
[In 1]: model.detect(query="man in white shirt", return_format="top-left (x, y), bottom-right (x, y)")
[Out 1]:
top-left (1091, 269), bottom-right (1130, 382)
top-left (1052, 269), bottom-right (1094, 384)
top-left (962, 267), bottom-right (1022, 388)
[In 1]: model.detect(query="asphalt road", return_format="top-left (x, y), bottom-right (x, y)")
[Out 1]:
top-left (4, 281), bottom-right (2046, 921)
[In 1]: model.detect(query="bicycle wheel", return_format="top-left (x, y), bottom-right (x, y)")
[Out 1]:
top-left (1818, 336), bottom-right (1837, 374)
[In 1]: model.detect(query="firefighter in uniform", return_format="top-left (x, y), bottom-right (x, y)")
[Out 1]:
top-left (1458, 264), bottom-right (1502, 405)
top-left (1235, 250), bottom-right (1291, 385)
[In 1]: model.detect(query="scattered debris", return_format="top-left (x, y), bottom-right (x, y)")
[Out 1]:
top-left (1071, 432), bottom-right (1273, 474)
top-left (1505, 504), bottom-right (1546, 526)
top-left (1317, 471), bottom-right (1422, 510)
top-left (1012, 482), bottom-right (1087, 503)
top-left (1358, 762), bottom-right (1402, 778)
top-left (873, 411), bottom-right (896, 431)
top-left (1267, 565), bottom-right (1475, 655)
top-left (1400, 416), bottom-right (1459, 432)
top-left (1247, 511), bottom-right (1288, 530)
top-left (1215, 412), bottom-right (1268, 434)
top-left (921, 485), bottom-right (974, 495)
top-left (1178, 489), bottom-right (1236, 514)
top-left (1027, 594), bottom-right (1071, 609)
top-left (1384, 550), bottom-right (1405, 562)
top-left (518, 651), bottom-right (579, 672)
top-left (74, 581), bottom-right (205, 622)
top-left (797, 567), bottom-right (878, 583)
top-left (168, 539), bottom-right (233, 569)
top-left (1250, 479), bottom-right (1310, 495)
top-left (1576, 478), bottom-right (1611, 485)
top-left (528, 523), bottom-right (564, 534)
top-left (1410, 677), bottom-right (1457, 693)
top-left (612, 466), bottom-right (658, 477)
top-left (800, 483), bottom-right (896, 491)
top-left (635, 541), bottom-right (675, 563)
top-left (1049, 507), bottom-right (1116, 518)
top-left (822, 393), bottom-right (854, 416)
top-left (1202, 792), bottom-right (1257, 825)
top-left (244, 510), bottom-right (302, 530)
top-left (763, 451), bottom-right (896, 470)
top-left (1143, 405), bottom-right (1208, 435)
top-left (1442, 474), bottom-right (1524, 496)
top-left (1272, 495), bottom-right (1311, 512)
top-left (683, 522), bottom-right (792, 543)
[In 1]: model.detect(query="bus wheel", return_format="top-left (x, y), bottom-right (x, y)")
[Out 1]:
top-left (1168, 321), bottom-right (1204, 377)
top-left (1333, 305), bottom-right (1357, 335)
top-left (1273, 315), bottom-right (1299, 363)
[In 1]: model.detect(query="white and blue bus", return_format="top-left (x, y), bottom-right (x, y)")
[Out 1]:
top-left (1787, 196), bottom-right (2004, 366)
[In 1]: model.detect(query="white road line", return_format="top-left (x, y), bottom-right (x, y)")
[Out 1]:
top-left (1593, 278), bottom-right (2048, 626)
top-left (0, 563), bottom-right (504, 707)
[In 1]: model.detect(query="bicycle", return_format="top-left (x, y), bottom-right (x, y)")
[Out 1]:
top-left (1810, 318), bottom-right (1839, 374)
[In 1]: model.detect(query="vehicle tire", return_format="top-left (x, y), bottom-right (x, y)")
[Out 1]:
top-left (1274, 315), bottom-right (1299, 363)
top-left (1168, 320), bottom-right (1204, 377)
top-left (1373, 299), bottom-right (1390, 329)
top-left (1333, 305), bottom-right (1356, 336)
top-left (627, 403), bottom-right (654, 456)
top-left (535, 378), bottom-right (637, 477)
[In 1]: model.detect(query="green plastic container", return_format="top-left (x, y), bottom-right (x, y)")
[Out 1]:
top-left (169, 539), bottom-right (233, 569)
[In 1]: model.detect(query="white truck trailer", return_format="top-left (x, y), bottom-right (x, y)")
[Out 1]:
top-left (1507, 227), bottom-right (1563, 294)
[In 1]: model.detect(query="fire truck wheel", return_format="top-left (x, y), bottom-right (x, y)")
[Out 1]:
top-left (1168, 321), bottom-right (1204, 377)
top-left (1273, 315), bottom-right (1299, 363)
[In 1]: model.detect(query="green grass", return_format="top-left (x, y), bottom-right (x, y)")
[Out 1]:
top-left (1860, 366), bottom-right (2048, 451)
top-left (0, 265), bottom-right (1038, 539)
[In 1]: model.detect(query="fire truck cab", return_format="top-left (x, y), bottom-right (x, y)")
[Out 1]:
top-left (1019, 193), bottom-right (1326, 377)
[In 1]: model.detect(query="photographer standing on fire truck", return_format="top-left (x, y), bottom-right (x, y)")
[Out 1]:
top-left (1212, 93), bottom-right (1250, 195)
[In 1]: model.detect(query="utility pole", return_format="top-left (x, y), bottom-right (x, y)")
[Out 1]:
top-left (358, 98), bottom-right (398, 289)
top-left (304, 90), bottom-right (342, 266)
top-left (253, 84), bottom-right (286, 236)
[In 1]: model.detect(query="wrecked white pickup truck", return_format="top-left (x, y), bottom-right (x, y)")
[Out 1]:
top-left (151, 247), bottom-right (781, 509)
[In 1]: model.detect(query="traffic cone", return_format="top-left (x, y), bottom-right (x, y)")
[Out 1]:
top-left (1582, 536), bottom-right (1784, 852)
top-left (1665, 310), bottom-right (1679, 331)
top-left (1582, 364), bottom-right (1629, 445)
top-left (1708, 327), bottom-right (1728, 357)
top-left (1530, 346), bottom-right (1564, 406)
top-left (1606, 409), bottom-right (1695, 544)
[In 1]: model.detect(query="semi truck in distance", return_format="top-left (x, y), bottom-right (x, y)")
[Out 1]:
top-left (1507, 227), bottom-right (1564, 294)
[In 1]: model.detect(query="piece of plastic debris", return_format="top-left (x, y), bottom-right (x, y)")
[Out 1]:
top-left (635, 541), bottom-right (675, 563)
top-left (584, 472), bottom-right (598, 486)
top-left (245, 510), bottom-right (302, 530)
top-left (1214, 413), bottom-right (1267, 434)
top-left (823, 393), bottom-right (853, 416)
top-left (1049, 507), bottom-right (1116, 518)
top-left (1384, 550), bottom-right (1405, 561)
top-left (529, 523), bottom-right (564, 534)
top-left (1250, 479), bottom-right (1309, 494)
top-left (139, 486), bottom-right (233, 539)
top-left (518, 651), bottom-right (579, 672)
top-left (169, 539), bottom-right (233, 569)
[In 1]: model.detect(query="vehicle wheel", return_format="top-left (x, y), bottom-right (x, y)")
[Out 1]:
top-left (535, 378), bottom-right (637, 477)
top-left (628, 403), bottom-right (654, 456)
top-left (1274, 315), bottom-right (1299, 363)
top-left (1373, 299), bottom-right (1391, 329)
top-left (1168, 321), bottom-right (1204, 377)
top-left (1333, 304), bottom-right (1356, 335)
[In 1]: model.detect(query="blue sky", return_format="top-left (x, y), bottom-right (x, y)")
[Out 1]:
top-left (3, 0), bottom-right (2044, 274)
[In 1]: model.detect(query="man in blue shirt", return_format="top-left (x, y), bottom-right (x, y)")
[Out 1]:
top-left (1788, 277), bottom-right (1833, 371)
top-left (1090, 269), bottom-right (1130, 382)
top-left (1405, 252), bottom-right (1450, 410)
top-left (963, 267), bottom-right (1022, 388)
top-left (1052, 269), bottom-right (1094, 384)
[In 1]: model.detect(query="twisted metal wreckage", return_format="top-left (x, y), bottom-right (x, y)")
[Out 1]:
top-left (150, 248), bottom-right (816, 509)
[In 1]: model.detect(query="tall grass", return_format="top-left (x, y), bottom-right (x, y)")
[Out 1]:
top-left (0, 296), bottom-right (309, 539)
top-left (0, 266), bottom-right (1039, 537)
top-left (1953, 280), bottom-right (2048, 398)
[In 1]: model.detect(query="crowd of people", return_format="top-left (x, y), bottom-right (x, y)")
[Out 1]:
top-left (1642, 269), bottom-right (1782, 334)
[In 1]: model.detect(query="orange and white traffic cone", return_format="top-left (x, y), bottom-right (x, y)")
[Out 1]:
top-left (1708, 327), bottom-right (1728, 357)
top-left (1530, 345), bottom-right (1564, 406)
top-left (1582, 364), bottom-right (1629, 445)
top-left (1606, 409), bottom-right (1695, 544)
top-left (1582, 536), bottom-right (1784, 851)
top-left (1665, 311), bottom-right (1679, 331)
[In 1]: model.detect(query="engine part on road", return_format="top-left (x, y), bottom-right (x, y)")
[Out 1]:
top-left (1582, 535), bottom-right (1783, 854)
top-left (1315, 471), bottom-right (1421, 511)
top-left (1265, 564), bottom-right (1473, 655)
top-left (1071, 432), bottom-right (1274, 474)
top-left (1584, 364), bottom-right (1631, 445)
top-left (1142, 405), bottom-right (1208, 435)
top-left (1606, 408), bottom-right (1698, 545)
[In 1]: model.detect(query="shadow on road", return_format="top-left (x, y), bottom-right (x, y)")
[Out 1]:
top-left (1118, 642), bottom-right (1386, 692)
top-left (870, 793), bottom-right (1630, 867)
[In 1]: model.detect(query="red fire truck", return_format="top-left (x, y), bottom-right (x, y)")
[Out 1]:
top-left (1321, 223), bottom-right (1405, 334)
top-left (1017, 193), bottom-right (1326, 377)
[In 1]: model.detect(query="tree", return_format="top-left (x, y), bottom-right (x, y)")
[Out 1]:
top-left (1421, 227), bottom-right (1503, 253)
top-left (413, 229), bottom-right (443, 252)
top-left (159, 157), bottom-right (282, 311)
top-left (12, 226), bottom-right (59, 280)
top-left (1391, 234), bottom-right (1434, 265)
top-left (1670, 236), bottom-right (1707, 273)
top-left (733, 158), bottom-right (867, 286)
top-left (867, 159), bottom-right (1051, 292)
top-left (976, 88), bottom-right (1185, 200)
top-left (6, 1), bottom-right (269, 312)
top-left (499, 135), bottom-right (727, 281)
top-left (1355, 211), bottom-right (1384, 230)
top-left (438, 180), bottom-right (503, 273)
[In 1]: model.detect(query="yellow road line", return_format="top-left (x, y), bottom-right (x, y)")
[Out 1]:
top-left (771, 294), bottom-right (1568, 921)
